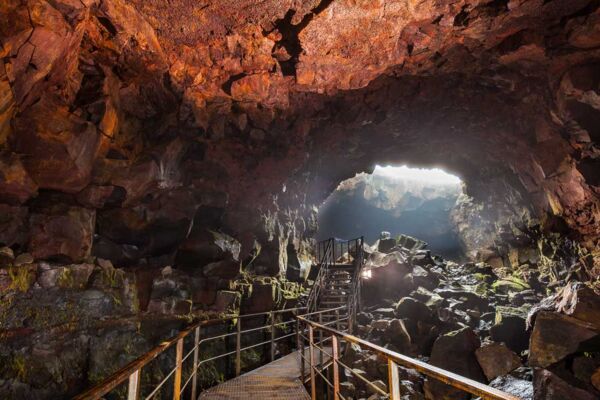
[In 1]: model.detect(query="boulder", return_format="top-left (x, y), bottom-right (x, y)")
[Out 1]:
top-left (211, 290), bottom-right (241, 314)
top-left (384, 318), bottom-right (411, 351)
top-left (0, 246), bottom-right (14, 264)
top-left (424, 328), bottom-right (485, 400)
top-left (533, 368), bottom-right (597, 400)
top-left (37, 263), bottom-right (94, 289)
top-left (411, 265), bottom-right (439, 290)
top-left (146, 267), bottom-right (192, 315)
top-left (29, 206), bottom-right (95, 262)
top-left (490, 306), bottom-right (530, 354)
top-left (397, 234), bottom-right (426, 251)
top-left (395, 297), bottom-right (433, 323)
top-left (378, 237), bottom-right (397, 253)
top-left (475, 342), bottom-right (522, 381)
top-left (13, 253), bottom-right (33, 266)
top-left (529, 311), bottom-right (598, 368)
top-left (372, 319), bottom-right (391, 331)
top-left (241, 281), bottom-right (280, 313)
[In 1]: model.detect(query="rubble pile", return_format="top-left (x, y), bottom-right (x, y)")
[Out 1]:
top-left (342, 233), bottom-right (600, 400)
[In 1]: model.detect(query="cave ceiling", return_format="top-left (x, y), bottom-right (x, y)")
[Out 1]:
top-left (0, 0), bottom-right (599, 268)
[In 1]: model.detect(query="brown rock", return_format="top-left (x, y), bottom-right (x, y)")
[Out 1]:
top-left (529, 311), bottom-right (598, 368)
top-left (592, 368), bottom-right (600, 391)
top-left (13, 95), bottom-right (100, 193)
top-left (424, 328), bottom-right (485, 400)
top-left (13, 253), bottom-right (33, 266)
top-left (533, 368), bottom-right (597, 400)
top-left (475, 342), bottom-right (522, 381)
top-left (0, 204), bottom-right (29, 248)
top-left (29, 206), bottom-right (95, 262)
top-left (211, 290), bottom-right (241, 314)
top-left (384, 318), bottom-right (411, 351)
top-left (0, 153), bottom-right (37, 204)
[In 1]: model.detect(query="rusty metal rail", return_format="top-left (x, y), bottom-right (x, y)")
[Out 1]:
top-left (296, 315), bottom-right (522, 400)
top-left (73, 306), bottom-right (346, 400)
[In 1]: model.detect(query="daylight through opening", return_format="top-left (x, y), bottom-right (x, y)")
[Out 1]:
top-left (318, 165), bottom-right (465, 260)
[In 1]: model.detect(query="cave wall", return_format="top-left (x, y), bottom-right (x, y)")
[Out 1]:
top-left (1, 0), bottom-right (600, 397)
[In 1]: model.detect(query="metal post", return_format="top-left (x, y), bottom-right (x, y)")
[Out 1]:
top-left (127, 369), bottom-right (140, 400)
top-left (297, 319), bottom-right (305, 383)
top-left (309, 326), bottom-right (316, 400)
top-left (318, 312), bottom-right (324, 367)
top-left (332, 335), bottom-right (340, 400)
top-left (335, 309), bottom-right (340, 331)
top-left (174, 338), bottom-right (183, 400)
top-left (270, 311), bottom-right (276, 361)
top-left (236, 318), bottom-right (242, 376)
top-left (191, 326), bottom-right (200, 400)
top-left (388, 359), bottom-right (400, 400)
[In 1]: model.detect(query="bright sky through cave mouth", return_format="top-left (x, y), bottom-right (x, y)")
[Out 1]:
top-left (373, 165), bottom-right (462, 185)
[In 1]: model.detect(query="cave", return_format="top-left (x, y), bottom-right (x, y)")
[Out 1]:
top-left (1, 0), bottom-right (600, 399)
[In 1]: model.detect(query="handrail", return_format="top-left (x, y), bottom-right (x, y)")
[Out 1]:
top-left (75, 306), bottom-right (307, 400)
top-left (297, 315), bottom-right (522, 400)
top-left (74, 306), bottom-right (347, 400)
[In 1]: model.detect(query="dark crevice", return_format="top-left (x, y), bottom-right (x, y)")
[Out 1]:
top-left (221, 72), bottom-right (247, 95)
top-left (267, 0), bottom-right (335, 77)
top-left (454, 6), bottom-right (470, 27)
top-left (96, 16), bottom-right (117, 37)
top-left (578, 158), bottom-right (600, 187)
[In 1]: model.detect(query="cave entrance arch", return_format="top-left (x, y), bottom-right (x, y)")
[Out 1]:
top-left (317, 164), bottom-right (466, 260)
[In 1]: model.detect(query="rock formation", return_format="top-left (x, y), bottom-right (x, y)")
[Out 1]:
top-left (0, 0), bottom-right (599, 398)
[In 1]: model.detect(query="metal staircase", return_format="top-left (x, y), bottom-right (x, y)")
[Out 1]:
top-left (306, 237), bottom-right (365, 331)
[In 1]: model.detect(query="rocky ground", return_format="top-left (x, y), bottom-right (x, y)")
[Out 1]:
top-left (341, 234), bottom-right (600, 400)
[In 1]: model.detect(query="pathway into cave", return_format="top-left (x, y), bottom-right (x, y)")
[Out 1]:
top-left (317, 165), bottom-right (465, 259)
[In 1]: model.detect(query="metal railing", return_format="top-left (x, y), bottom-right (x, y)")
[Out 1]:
top-left (296, 315), bottom-right (522, 400)
top-left (308, 237), bottom-right (365, 332)
top-left (308, 238), bottom-right (334, 313)
top-left (74, 306), bottom-right (343, 400)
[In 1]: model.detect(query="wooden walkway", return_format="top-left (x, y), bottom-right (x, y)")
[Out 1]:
top-left (198, 346), bottom-right (330, 399)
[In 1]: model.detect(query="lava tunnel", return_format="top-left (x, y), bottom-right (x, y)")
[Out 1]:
top-left (0, 0), bottom-right (600, 399)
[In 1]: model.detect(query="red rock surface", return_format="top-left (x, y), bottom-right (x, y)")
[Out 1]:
top-left (0, 0), bottom-right (598, 273)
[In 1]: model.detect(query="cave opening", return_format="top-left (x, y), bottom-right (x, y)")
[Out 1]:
top-left (317, 164), bottom-right (466, 260)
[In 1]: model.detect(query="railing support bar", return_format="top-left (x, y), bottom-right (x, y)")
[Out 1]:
top-left (388, 358), bottom-right (400, 400)
top-left (297, 319), bottom-right (305, 383)
top-left (174, 338), bottom-right (183, 400)
top-left (309, 326), bottom-right (316, 400)
top-left (270, 311), bottom-right (276, 361)
top-left (235, 318), bottom-right (242, 376)
top-left (191, 326), bottom-right (200, 400)
top-left (127, 369), bottom-right (140, 400)
top-left (332, 335), bottom-right (340, 400)
top-left (318, 313), bottom-right (324, 367)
